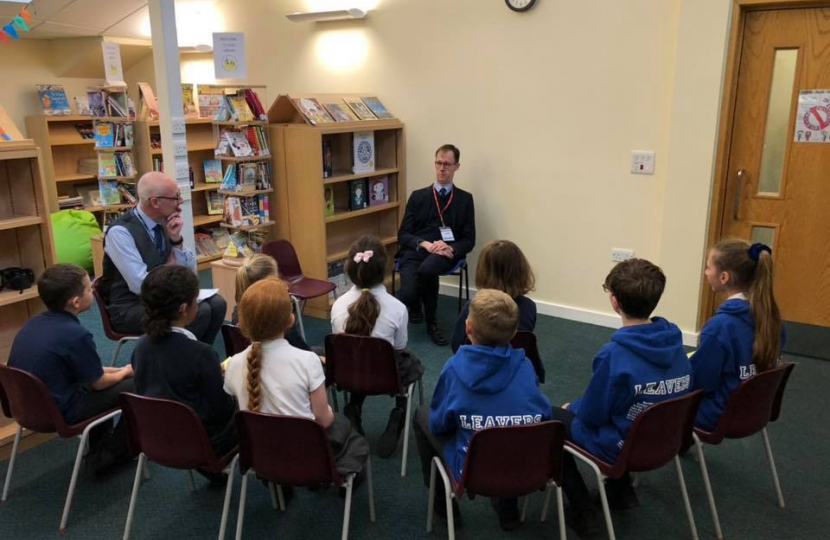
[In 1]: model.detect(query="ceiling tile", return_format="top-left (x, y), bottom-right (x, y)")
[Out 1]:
top-left (0, 0), bottom-right (77, 19)
top-left (49, 0), bottom-right (145, 29)
top-left (103, 3), bottom-right (148, 40)
top-left (26, 19), bottom-right (102, 38)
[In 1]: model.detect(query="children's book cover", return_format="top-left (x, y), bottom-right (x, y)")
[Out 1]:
top-left (323, 102), bottom-right (358, 122)
top-left (203, 159), bottom-right (223, 183)
top-left (294, 98), bottom-right (335, 125)
top-left (368, 176), bottom-right (389, 207)
top-left (361, 97), bottom-right (394, 119)
top-left (98, 180), bottom-right (121, 206)
top-left (324, 186), bottom-right (335, 216)
top-left (349, 179), bottom-right (368, 211)
top-left (87, 92), bottom-right (107, 117)
top-left (98, 153), bottom-right (118, 177)
top-left (206, 191), bottom-right (224, 215)
top-left (94, 123), bottom-right (114, 148)
top-left (352, 131), bottom-right (375, 174)
top-left (37, 85), bottom-right (71, 116)
top-left (343, 97), bottom-right (377, 121)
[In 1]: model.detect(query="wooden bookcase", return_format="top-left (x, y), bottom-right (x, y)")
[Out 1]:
top-left (0, 144), bottom-right (57, 454)
top-left (267, 94), bottom-right (405, 319)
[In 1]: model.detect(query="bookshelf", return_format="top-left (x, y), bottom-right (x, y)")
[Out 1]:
top-left (0, 143), bottom-right (57, 454)
top-left (267, 94), bottom-right (405, 319)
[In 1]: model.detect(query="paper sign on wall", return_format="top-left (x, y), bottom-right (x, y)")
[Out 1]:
top-left (213, 32), bottom-right (247, 80)
top-left (101, 42), bottom-right (125, 86)
top-left (794, 90), bottom-right (830, 143)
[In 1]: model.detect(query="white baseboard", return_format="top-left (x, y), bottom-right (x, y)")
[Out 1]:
top-left (438, 282), bottom-right (698, 347)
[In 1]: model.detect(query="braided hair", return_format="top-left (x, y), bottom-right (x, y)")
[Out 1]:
top-left (140, 265), bottom-right (199, 342)
top-left (237, 278), bottom-right (293, 412)
top-left (344, 235), bottom-right (387, 336)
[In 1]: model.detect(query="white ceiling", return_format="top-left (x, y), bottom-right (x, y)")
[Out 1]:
top-left (0, 0), bottom-right (220, 40)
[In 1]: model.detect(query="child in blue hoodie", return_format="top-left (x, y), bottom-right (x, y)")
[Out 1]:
top-left (552, 258), bottom-right (691, 535)
top-left (413, 289), bottom-right (551, 531)
top-left (691, 239), bottom-right (783, 431)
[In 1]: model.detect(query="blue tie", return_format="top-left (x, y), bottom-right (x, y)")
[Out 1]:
top-left (153, 224), bottom-right (164, 254)
top-left (439, 188), bottom-right (447, 198)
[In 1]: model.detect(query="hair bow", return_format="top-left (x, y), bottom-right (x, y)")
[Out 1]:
top-left (747, 243), bottom-right (772, 262)
top-left (353, 250), bottom-right (374, 263)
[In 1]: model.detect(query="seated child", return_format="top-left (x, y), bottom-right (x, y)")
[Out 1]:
top-left (552, 258), bottom-right (691, 536)
top-left (330, 235), bottom-right (425, 458)
top-left (691, 239), bottom-right (783, 430)
top-left (232, 254), bottom-right (314, 352)
top-left (9, 264), bottom-right (134, 474)
top-left (413, 289), bottom-right (551, 531)
top-left (131, 265), bottom-right (237, 463)
top-left (223, 278), bottom-right (368, 479)
top-left (451, 240), bottom-right (537, 353)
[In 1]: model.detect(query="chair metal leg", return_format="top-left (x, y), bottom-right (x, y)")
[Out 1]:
top-left (426, 458), bottom-right (437, 532)
top-left (235, 470), bottom-right (250, 540)
top-left (111, 337), bottom-right (138, 367)
top-left (761, 428), bottom-right (785, 509)
top-left (1, 425), bottom-right (22, 502)
top-left (366, 455), bottom-right (376, 522)
top-left (401, 383), bottom-right (415, 478)
top-left (565, 447), bottom-right (615, 540)
top-left (268, 482), bottom-right (278, 510)
top-left (675, 455), bottom-right (699, 540)
top-left (418, 377), bottom-right (424, 405)
top-left (142, 460), bottom-right (151, 481)
top-left (520, 495), bottom-right (529, 522)
top-left (555, 486), bottom-right (566, 540)
top-left (434, 461), bottom-right (456, 540)
top-left (188, 470), bottom-right (197, 491)
top-left (457, 270), bottom-right (463, 313)
top-left (541, 486), bottom-right (552, 522)
top-left (291, 296), bottom-right (307, 342)
top-left (632, 472), bottom-right (643, 488)
top-left (276, 485), bottom-right (286, 511)
top-left (341, 474), bottom-right (355, 540)
top-left (218, 455), bottom-right (238, 540)
top-left (123, 453), bottom-right (146, 540)
top-left (694, 434), bottom-right (723, 540)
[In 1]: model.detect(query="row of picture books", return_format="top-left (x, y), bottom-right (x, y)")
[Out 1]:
top-left (99, 152), bottom-right (136, 177)
top-left (324, 176), bottom-right (390, 216)
top-left (225, 194), bottom-right (271, 228)
top-left (224, 231), bottom-right (268, 261)
top-left (322, 131), bottom-right (378, 178)
top-left (194, 227), bottom-right (231, 259)
top-left (37, 84), bottom-right (136, 118)
top-left (94, 122), bottom-right (134, 148)
top-left (215, 126), bottom-right (270, 158)
top-left (295, 96), bottom-right (393, 126)
top-left (63, 181), bottom-right (137, 209)
top-left (141, 83), bottom-right (267, 122)
top-left (219, 161), bottom-right (272, 192)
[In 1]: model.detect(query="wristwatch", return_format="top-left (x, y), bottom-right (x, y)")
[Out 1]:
top-left (170, 237), bottom-right (184, 247)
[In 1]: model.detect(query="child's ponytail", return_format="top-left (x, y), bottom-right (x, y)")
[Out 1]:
top-left (748, 248), bottom-right (781, 372)
top-left (345, 289), bottom-right (381, 335)
top-left (344, 235), bottom-right (388, 336)
top-left (246, 342), bottom-right (264, 412)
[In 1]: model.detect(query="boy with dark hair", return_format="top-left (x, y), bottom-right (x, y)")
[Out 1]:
top-left (413, 289), bottom-right (551, 531)
top-left (8, 264), bottom-right (134, 474)
top-left (553, 258), bottom-right (691, 537)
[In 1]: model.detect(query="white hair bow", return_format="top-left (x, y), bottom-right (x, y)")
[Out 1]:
top-left (353, 250), bottom-right (374, 263)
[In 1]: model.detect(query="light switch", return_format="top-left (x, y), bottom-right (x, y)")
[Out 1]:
top-left (631, 151), bottom-right (655, 175)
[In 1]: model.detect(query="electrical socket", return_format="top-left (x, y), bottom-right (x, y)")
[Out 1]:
top-left (173, 140), bottom-right (188, 157)
top-left (175, 163), bottom-right (190, 181)
top-left (611, 248), bottom-right (635, 262)
top-left (171, 117), bottom-right (186, 135)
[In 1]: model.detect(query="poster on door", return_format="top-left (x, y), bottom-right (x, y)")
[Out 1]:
top-left (794, 90), bottom-right (830, 143)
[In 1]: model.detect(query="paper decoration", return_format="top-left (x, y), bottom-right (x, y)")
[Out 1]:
top-left (19, 9), bottom-right (33, 26)
top-left (4, 23), bottom-right (18, 40)
top-left (13, 16), bottom-right (28, 32)
top-left (0, 8), bottom-right (33, 45)
top-left (0, 30), bottom-right (8, 44)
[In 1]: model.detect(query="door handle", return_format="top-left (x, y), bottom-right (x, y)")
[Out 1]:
top-left (733, 169), bottom-right (745, 220)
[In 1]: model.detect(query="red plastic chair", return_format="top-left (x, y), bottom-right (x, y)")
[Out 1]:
top-left (92, 277), bottom-right (141, 366)
top-left (262, 239), bottom-right (336, 341)
top-left (221, 324), bottom-right (251, 357)
top-left (233, 411), bottom-right (375, 540)
top-left (427, 421), bottom-right (567, 540)
top-left (118, 393), bottom-right (239, 540)
top-left (324, 333), bottom-right (423, 478)
top-left (511, 331), bottom-right (546, 384)
top-left (565, 390), bottom-right (704, 540)
top-left (0, 364), bottom-right (122, 533)
top-left (692, 362), bottom-right (795, 540)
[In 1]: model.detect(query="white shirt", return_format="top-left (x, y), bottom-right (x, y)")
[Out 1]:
top-left (330, 284), bottom-right (408, 350)
top-left (223, 339), bottom-right (325, 420)
top-left (728, 292), bottom-right (747, 301)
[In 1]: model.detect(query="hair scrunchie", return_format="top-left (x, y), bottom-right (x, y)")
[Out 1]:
top-left (353, 250), bottom-right (374, 263)
top-left (748, 243), bottom-right (772, 262)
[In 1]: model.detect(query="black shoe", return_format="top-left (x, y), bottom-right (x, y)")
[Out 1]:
top-left (434, 496), bottom-right (463, 528)
top-left (343, 403), bottom-right (365, 435)
top-left (490, 498), bottom-right (522, 532)
top-left (565, 506), bottom-right (602, 538)
top-left (89, 447), bottom-right (132, 478)
top-left (602, 478), bottom-right (640, 510)
top-left (376, 407), bottom-right (405, 458)
top-left (194, 468), bottom-right (228, 486)
top-left (409, 310), bottom-right (424, 324)
top-left (427, 323), bottom-right (448, 346)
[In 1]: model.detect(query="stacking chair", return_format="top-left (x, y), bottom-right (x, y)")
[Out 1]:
top-left (392, 257), bottom-right (470, 314)
top-left (0, 364), bottom-right (122, 533)
top-left (692, 362), bottom-right (795, 540)
top-left (324, 333), bottom-right (423, 477)
top-left (221, 324), bottom-right (251, 357)
top-left (234, 411), bottom-right (375, 540)
top-left (119, 393), bottom-right (239, 540)
top-left (565, 390), bottom-right (704, 540)
top-left (427, 421), bottom-right (567, 540)
top-left (262, 239), bottom-right (336, 341)
top-left (92, 277), bottom-right (141, 366)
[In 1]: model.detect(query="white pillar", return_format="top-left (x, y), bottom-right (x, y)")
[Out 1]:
top-left (147, 0), bottom-right (194, 252)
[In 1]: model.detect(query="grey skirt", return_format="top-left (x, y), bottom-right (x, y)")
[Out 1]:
top-left (327, 412), bottom-right (370, 476)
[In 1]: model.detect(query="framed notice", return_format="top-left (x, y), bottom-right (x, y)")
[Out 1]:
top-left (213, 33), bottom-right (247, 80)
top-left (101, 42), bottom-right (125, 86)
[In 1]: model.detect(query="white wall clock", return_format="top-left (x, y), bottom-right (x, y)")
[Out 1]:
top-left (506, 0), bottom-right (538, 13)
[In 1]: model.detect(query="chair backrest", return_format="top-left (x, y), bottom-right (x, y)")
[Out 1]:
top-left (0, 364), bottom-right (67, 435)
top-left (611, 389), bottom-right (703, 475)
top-left (444, 258), bottom-right (467, 276)
top-left (456, 421), bottom-right (565, 499)
top-left (119, 393), bottom-right (218, 469)
top-left (711, 363), bottom-right (791, 441)
top-left (235, 411), bottom-right (341, 486)
top-left (324, 334), bottom-right (403, 395)
top-left (92, 276), bottom-right (125, 340)
top-left (221, 324), bottom-right (251, 357)
top-left (511, 331), bottom-right (546, 384)
top-left (261, 239), bottom-right (304, 282)
top-left (770, 362), bottom-right (795, 423)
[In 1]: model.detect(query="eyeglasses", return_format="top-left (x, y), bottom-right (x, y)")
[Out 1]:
top-left (154, 193), bottom-right (183, 202)
top-left (434, 161), bottom-right (457, 169)
top-left (602, 284), bottom-right (612, 294)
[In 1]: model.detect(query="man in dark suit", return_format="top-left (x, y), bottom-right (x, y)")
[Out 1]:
top-left (398, 144), bottom-right (475, 346)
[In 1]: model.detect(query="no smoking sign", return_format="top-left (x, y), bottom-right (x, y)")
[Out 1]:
top-left (795, 90), bottom-right (830, 143)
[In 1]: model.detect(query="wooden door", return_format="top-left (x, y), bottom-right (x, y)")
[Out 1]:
top-left (718, 7), bottom-right (830, 356)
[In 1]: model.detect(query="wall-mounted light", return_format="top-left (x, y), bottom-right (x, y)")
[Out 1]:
top-left (285, 8), bottom-right (367, 23)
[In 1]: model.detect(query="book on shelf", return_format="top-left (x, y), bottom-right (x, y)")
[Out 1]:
top-left (224, 131), bottom-right (254, 157)
top-left (128, 98), bottom-right (137, 120)
top-left (78, 158), bottom-right (98, 175)
top-left (198, 86), bottom-right (225, 119)
top-left (244, 89), bottom-right (267, 121)
top-left (0, 126), bottom-right (10, 142)
top-left (75, 123), bottom-right (94, 139)
top-left (98, 180), bottom-right (121, 206)
top-left (352, 131), bottom-right (376, 174)
top-left (212, 228), bottom-right (231, 250)
top-left (37, 84), bottom-right (72, 116)
top-left (228, 95), bottom-right (254, 122)
top-left (58, 196), bottom-right (84, 209)
top-left (244, 125), bottom-right (269, 156)
top-left (322, 139), bottom-right (333, 178)
top-left (361, 96), bottom-right (394, 119)
top-left (238, 163), bottom-right (259, 192)
top-left (368, 176), bottom-right (389, 206)
top-left (327, 260), bottom-right (351, 298)
top-left (94, 123), bottom-right (115, 148)
top-left (324, 186), bottom-right (335, 217)
top-left (74, 96), bottom-right (92, 116)
top-left (87, 91), bottom-right (107, 117)
top-left (116, 152), bottom-right (136, 176)
top-left (221, 164), bottom-right (237, 191)
top-left (349, 179), bottom-right (368, 211)
top-left (124, 124), bottom-right (134, 146)
top-left (138, 82), bottom-right (159, 120)
top-left (98, 153), bottom-right (118, 177)
top-left (294, 98), bottom-right (335, 125)
top-left (206, 191), bottom-right (224, 215)
top-left (152, 156), bottom-right (164, 172)
top-left (106, 93), bottom-right (128, 117)
top-left (204, 159), bottom-right (223, 183)
top-left (182, 83), bottom-right (198, 116)
top-left (118, 183), bottom-right (137, 204)
top-left (323, 101), bottom-right (359, 122)
top-left (224, 231), bottom-right (258, 260)
top-left (343, 97), bottom-right (377, 121)
top-left (224, 196), bottom-right (244, 227)
top-left (77, 184), bottom-right (101, 207)
top-left (150, 133), bottom-right (162, 149)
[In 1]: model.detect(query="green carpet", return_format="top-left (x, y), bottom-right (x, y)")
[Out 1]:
top-left (0, 284), bottom-right (827, 539)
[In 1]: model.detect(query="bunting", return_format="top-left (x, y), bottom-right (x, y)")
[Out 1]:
top-left (0, 7), bottom-right (34, 45)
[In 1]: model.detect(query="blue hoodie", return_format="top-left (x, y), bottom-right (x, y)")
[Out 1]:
top-left (567, 317), bottom-right (691, 463)
top-left (429, 344), bottom-right (552, 481)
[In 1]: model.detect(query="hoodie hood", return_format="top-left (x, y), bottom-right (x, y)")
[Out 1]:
top-left (452, 344), bottom-right (527, 394)
top-left (611, 317), bottom-right (684, 369)
top-left (716, 298), bottom-right (753, 326)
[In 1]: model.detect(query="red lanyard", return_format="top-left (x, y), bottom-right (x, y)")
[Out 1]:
top-left (433, 188), bottom-right (454, 227)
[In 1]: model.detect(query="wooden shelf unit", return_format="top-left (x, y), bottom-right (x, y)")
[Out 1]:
top-left (0, 144), bottom-right (57, 452)
top-left (267, 94), bottom-right (405, 319)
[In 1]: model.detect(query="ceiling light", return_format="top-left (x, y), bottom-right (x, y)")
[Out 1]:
top-left (285, 8), bottom-right (367, 23)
